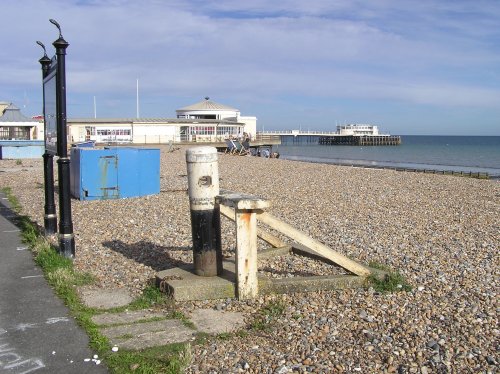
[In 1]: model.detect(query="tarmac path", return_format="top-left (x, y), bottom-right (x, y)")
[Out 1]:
top-left (0, 191), bottom-right (107, 374)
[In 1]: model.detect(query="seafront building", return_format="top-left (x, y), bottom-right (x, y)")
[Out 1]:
top-left (0, 97), bottom-right (256, 145)
top-left (68, 97), bottom-right (256, 144)
top-left (0, 102), bottom-right (42, 140)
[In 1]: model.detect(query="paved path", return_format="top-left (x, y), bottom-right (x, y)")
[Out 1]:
top-left (0, 191), bottom-right (107, 374)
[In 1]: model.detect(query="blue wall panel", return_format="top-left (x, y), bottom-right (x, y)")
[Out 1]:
top-left (0, 140), bottom-right (44, 159)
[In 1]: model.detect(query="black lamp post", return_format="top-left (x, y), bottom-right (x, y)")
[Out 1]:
top-left (36, 41), bottom-right (57, 235)
top-left (50, 19), bottom-right (75, 258)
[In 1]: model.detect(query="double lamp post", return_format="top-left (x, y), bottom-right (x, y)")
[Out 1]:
top-left (36, 19), bottom-right (75, 258)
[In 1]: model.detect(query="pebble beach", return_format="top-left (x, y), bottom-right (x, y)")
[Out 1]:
top-left (0, 145), bottom-right (498, 373)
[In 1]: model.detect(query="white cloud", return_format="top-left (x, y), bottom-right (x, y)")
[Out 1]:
top-left (0, 0), bottom-right (499, 133)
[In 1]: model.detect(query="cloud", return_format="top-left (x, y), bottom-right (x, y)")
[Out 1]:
top-left (0, 0), bottom-right (499, 133)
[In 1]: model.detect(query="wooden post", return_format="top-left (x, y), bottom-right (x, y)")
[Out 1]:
top-left (216, 190), bottom-right (270, 300)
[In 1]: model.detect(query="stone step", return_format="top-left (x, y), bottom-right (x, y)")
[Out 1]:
top-left (101, 319), bottom-right (196, 350)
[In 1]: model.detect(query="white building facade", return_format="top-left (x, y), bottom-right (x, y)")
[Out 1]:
top-left (68, 97), bottom-right (257, 144)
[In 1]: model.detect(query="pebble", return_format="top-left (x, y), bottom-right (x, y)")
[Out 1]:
top-left (1, 148), bottom-right (498, 374)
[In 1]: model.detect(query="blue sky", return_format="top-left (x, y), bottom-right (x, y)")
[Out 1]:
top-left (1, 0), bottom-right (499, 135)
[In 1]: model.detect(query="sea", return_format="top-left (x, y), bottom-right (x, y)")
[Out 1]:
top-left (274, 135), bottom-right (500, 179)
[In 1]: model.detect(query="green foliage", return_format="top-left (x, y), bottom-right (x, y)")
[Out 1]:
top-left (250, 300), bottom-right (286, 331)
top-left (1, 187), bottom-right (21, 212)
top-left (35, 244), bottom-right (73, 272)
top-left (368, 262), bottom-right (412, 293)
top-left (105, 343), bottom-right (191, 374)
top-left (127, 284), bottom-right (169, 310)
top-left (216, 332), bottom-right (232, 340)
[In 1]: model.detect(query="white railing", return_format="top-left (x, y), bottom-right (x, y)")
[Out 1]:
top-left (257, 130), bottom-right (339, 136)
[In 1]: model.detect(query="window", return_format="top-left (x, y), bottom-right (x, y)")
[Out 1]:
top-left (190, 126), bottom-right (215, 135)
top-left (0, 126), bottom-right (30, 140)
top-left (0, 127), bottom-right (9, 140)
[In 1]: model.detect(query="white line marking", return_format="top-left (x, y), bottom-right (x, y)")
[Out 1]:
top-left (45, 317), bottom-right (69, 324)
top-left (14, 323), bottom-right (38, 332)
top-left (21, 275), bottom-right (44, 279)
top-left (3, 230), bottom-right (20, 233)
top-left (16, 247), bottom-right (28, 251)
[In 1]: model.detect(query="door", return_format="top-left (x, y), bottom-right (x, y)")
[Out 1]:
top-left (81, 151), bottom-right (119, 199)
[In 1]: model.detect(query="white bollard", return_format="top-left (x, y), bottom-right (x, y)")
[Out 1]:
top-left (186, 147), bottom-right (222, 276)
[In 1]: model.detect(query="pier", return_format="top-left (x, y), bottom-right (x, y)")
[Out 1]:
top-left (254, 130), bottom-right (401, 146)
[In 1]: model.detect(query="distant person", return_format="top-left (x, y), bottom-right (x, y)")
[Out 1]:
top-left (242, 134), bottom-right (250, 150)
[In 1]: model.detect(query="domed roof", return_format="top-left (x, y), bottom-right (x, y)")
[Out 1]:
top-left (177, 97), bottom-right (238, 112)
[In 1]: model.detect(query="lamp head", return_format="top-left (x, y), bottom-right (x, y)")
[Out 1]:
top-left (36, 40), bottom-right (48, 57)
top-left (49, 19), bottom-right (62, 38)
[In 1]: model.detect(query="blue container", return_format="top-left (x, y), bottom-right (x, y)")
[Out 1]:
top-left (70, 147), bottom-right (160, 200)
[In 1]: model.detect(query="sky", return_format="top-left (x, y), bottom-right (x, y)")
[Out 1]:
top-left (1, 0), bottom-right (499, 135)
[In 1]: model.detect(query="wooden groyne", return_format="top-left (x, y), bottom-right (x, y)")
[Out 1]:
top-left (319, 135), bottom-right (401, 146)
top-left (347, 164), bottom-right (489, 179)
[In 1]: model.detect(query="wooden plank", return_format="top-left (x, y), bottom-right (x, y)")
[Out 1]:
top-left (257, 229), bottom-right (288, 248)
top-left (257, 212), bottom-right (371, 277)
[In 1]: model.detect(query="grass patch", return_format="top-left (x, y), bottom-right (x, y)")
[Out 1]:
top-left (250, 300), bottom-right (285, 331)
top-left (1, 187), bottom-right (21, 212)
top-left (128, 284), bottom-right (169, 310)
top-left (368, 262), bottom-right (412, 293)
top-left (1, 187), bottom-right (192, 373)
top-left (104, 343), bottom-right (192, 374)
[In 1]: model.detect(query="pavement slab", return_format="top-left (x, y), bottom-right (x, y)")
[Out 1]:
top-left (189, 309), bottom-right (246, 335)
top-left (101, 320), bottom-right (196, 350)
top-left (79, 288), bottom-right (133, 309)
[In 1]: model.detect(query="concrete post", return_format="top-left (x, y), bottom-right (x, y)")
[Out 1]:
top-left (186, 147), bottom-right (223, 276)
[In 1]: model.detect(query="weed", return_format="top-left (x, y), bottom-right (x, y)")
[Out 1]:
top-left (1, 187), bottom-right (21, 212)
top-left (216, 332), bottom-right (232, 340)
top-left (250, 300), bottom-right (285, 331)
top-left (104, 343), bottom-right (192, 374)
top-left (368, 262), bottom-right (412, 293)
top-left (15, 159), bottom-right (23, 165)
top-left (127, 284), bottom-right (169, 310)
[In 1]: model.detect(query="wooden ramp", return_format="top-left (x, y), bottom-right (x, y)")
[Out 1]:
top-left (219, 205), bottom-right (371, 277)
